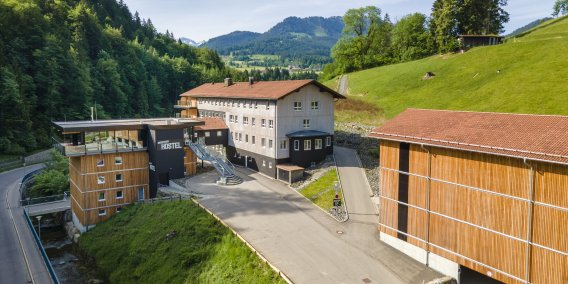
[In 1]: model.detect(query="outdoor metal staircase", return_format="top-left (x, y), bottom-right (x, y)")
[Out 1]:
top-left (187, 141), bottom-right (243, 185)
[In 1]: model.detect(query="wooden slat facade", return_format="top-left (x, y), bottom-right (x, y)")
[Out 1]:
top-left (378, 140), bottom-right (568, 284)
top-left (184, 147), bottom-right (197, 175)
top-left (69, 151), bottom-right (149, 227)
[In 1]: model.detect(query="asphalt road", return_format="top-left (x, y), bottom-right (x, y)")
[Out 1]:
top-left (178, 154), bottom-right (441, 283)
top-left (0, 164), bottom-right (52, 284)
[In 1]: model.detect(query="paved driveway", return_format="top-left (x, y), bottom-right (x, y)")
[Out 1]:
top-left (178, 158), bottom-right (441, 283)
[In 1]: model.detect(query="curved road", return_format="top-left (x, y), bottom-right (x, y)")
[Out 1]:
top-left (0, 164), bottom-right (52, 284)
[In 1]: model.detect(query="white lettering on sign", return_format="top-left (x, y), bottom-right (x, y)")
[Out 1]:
top-left (160, 142), bottom-right (182, 150)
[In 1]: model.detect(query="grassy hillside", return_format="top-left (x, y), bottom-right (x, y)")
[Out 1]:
top-left (79, 201), bottom-right (284, 284)
top-left (330, 16), bottom-right (568, 123)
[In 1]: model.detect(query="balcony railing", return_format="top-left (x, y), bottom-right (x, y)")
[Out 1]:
top-left (52, 137), bottom-right (146, 157)
top-left (174, 100), bottom-right (197, 109)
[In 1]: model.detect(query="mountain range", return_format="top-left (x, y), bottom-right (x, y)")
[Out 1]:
top-left (179, 37), bottom-right (205, 46)
top-left (200, 16), bottom-right (344, 66)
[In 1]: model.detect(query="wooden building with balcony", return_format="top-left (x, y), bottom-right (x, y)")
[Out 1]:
top-left (370, 109), bottom-right (568, 284)
top-left (52, 118), bottom-right (203, 231)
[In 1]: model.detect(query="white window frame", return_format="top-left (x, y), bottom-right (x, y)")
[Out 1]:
top-left (311, 101), bottom-right (319, 110)
top-left (315, 139), bottom-right (322, 150)
top-left (98, 192), bottom-right (105, 201)
top-left (116, 207), bottom-right (122, 213)
top-left (266, 101), bottom-right (270, 110)
top-left (252, 136), bottom-right (256, 145)
top-left (217, 131), bottom-right (222, 137)
top-left (98, 209), bottom-right (106, 216)
top-left (245, 134), bottom-right (249, 143)
top-left (261, 119), bottom-right (266, 128)
top-left (97, 159), bottom-right (104, 167)
top-left (326, 136), bottom-right (332, 146)
top-left (116, 173), bottom-right (123, 182)
top-left (261, 138), bottom-right (266, 148)
top-left (280, 139), bottom-right (287, 150)
top-left (269, 120), bottom-right (274, 128)
top-left (116, 190), bottom-right (123, 199)
top-left (238, 133), bottom-right (242, 141)
top-left (97, 176), bottom-right (105, 184)
top-left (115, 157), bottom-right (122, 165)
top-left (304, 140), bottom-right (312, 150)
top-left (269, 162), bottom-right (272, 168)
top-left (234, 116), bottom-right (239, 124)
top-left (294, 140), bottom-right (299, 151)
top-left (254, 101), bottom-right (258, 109)
top-left (293, 101), bottom-right (302, 111)
top-left (252, 117), bottom-right (256, 126)
top-left (205, 131), bottom-right (210, 137)
top-left (262, 160), bottom-right (266, 167)
top-left (303, 119), bottom-right (310, 128)
top-left (269, 139), bottom-right (273, 149)
top-left (243, 117), bottom-right (248, 125)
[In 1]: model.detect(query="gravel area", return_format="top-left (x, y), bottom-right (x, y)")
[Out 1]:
top-left (334, 122), bottom-right (380, 196)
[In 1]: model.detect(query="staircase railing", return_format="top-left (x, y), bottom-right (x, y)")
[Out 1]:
top-left (188, 141), bottom-right (236, 178)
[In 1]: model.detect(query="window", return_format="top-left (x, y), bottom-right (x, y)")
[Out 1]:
top-left (304, 140), bottom-right (312, 150)
top-left (243, 117), bottom-right (248, 125)
top-left (262, 160), bottom-right (266, 167)
top-left (115, 157), bottom-right (122, 165)
top-left (229, 115), bottom-right (234, 123)
top-left (280, 140), bottom-right (287, 150)
top-left (249, 100), bottom-right (253, 108)
top-left (315, 139), bottom-right (322, 150)
top-left (116, 190), bottom-right (123, 199)
top-left (205, 131), bottom-right (210, 137)
top-left (116, 207), bottom-right (122, 213)
top-left (261, 119), bottom-right (266, 128)
top-left (261, 138), bottom-right (266, 148)
top-left (254, 101), bottom-right (258, 109)
top-left (252, 136), bottom-right (256, 145)
top-left (266, 101), bottom-right (270, 110)
top-left (98, 209), bottom-right (106, 216)
top-left (294, 140), bottom-right (300, 151)
top-left (269, 139), bottom-right (273, 149)
top-left (97, 159), bottom-right (104, 167)
top-left (293, 101), bottom-right (302, 111)
top-left (98, 192), bottom-right (105, 201)
top-left (138, 187), bottom-right (144, 201)
top-left (269, 120), bottom-right (274, 128)
top-left (97, 176), bottom-right (105, 184)
top-left (326, 136), bottom-right (332, 147)
top-left (303, 119), bottom-right (310, 128)
top-left (245, 134), bottom-right (249, 143)
top-left (252, 117), bottom-right (256, 126)
top-left (116, 173), bottom-right (123, 182)
top-left (234, 116), bottom-right (239, 124)
top-left (311, 101), bottom-right (319, 110)
top-left (238, 133), bottom-right (242, 141)
top-left (269, 162), bottom-right (272, 168)
top-left (217, 131), bottom-right (222, 137)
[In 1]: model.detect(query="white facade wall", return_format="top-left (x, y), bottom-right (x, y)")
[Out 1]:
top-left (195, 83), bottom-right (335, 160)
top-left (197, 97), bottom-right (277, 158)
top-left (275, 84), bottom-right (335, 159)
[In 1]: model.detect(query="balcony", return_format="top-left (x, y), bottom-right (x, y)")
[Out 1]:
top-left (52, 131), bottom-right (147, 157)
top-left (174, 100), bottom-right (197, 109)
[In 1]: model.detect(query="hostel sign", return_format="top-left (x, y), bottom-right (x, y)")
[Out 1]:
top-left (157, 140), bottom-right (183, 151)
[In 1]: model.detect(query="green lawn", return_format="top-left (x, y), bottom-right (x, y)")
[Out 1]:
top-left (327, 16), bottom-right (568, 123)
top-left (79, 201), bottom-right (285, 284)
top-left (299, 169), bottom-right (343, 211)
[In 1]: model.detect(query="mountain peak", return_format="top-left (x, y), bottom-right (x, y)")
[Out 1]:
top-left (179, 37), bottom-right (205, 47)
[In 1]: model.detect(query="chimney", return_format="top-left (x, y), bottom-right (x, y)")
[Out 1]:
top-left (248, 77), bottom-right (254, 85)
top-left (224, 78), bottom-right (233, 87)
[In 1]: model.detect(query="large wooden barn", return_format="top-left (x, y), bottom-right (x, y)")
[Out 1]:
top-left (370, 109), bottom-right (568, 284)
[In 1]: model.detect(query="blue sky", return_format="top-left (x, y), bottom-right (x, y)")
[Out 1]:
top-left (121, 0), bottom-right (557, 42)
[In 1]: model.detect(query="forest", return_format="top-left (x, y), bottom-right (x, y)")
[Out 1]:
top-left (0, 0), bottom-right (248, 155)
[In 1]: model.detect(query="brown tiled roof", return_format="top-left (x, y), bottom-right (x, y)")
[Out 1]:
top-left (369, 109), bottom-right (568, 165)
top-left (195, 117), bottom-right (228, 131)
top-left (180, 79), bottom-right (345, 100)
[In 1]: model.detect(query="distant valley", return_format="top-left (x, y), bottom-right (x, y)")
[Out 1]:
top-left (195, 16), bottom-right (344, 71)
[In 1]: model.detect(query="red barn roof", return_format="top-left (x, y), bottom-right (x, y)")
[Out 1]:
top-left (180, 79), bottom-right (345, 100)
top-left (369, 109), bottom-right (568, 165)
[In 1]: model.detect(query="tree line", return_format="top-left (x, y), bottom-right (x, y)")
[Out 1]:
top-left (322, 0), bottom-right (510, 79)
top-left (0, 0), bottom-right (249, 155)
